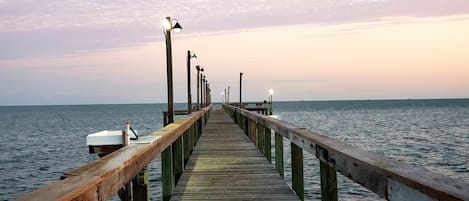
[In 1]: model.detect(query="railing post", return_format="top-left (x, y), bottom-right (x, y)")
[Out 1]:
top-left (161, 146), bottom-right (173, 201)
top-left (264, 126), bottom-right (272, 163)
top-left (172, 136), bottom-right (183, 184)
top-left (257, 122), bottom-right (265, 153)
top-left (192, 123), bottom-right (197, 147)
top-left (183, 130), bottom-right (190, 165)
top-left (244, 115), bottom-right (248, 133)
top-left (118, 130), bottom-right (131, 201)
top-left (239, 114), bottom-right (243, 132)
top-left (239, 114), bottom-right (243, 130)
top-left (275, 133), bottom-right (284, 178)
top-left (199, 117), bottom-right (203, 139)
top-left (248, 118), bottom-right (257, 144)
top-left (132, 165), bottom-right (149, 201)
top-left (320, 161), bottom-right (338, 201)
top-left (291, 143), bottom-right (304, 201)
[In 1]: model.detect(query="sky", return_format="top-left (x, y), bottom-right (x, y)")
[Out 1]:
top-left (1, 0), bottom-right (469, 105)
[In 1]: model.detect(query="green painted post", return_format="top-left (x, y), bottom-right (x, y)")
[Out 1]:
top-left (198, 118), bottom-right (203, 139)
top-left (192, 124), bottom-right (197, 147)
top-left (264, 126), bottom-right (272, 163)
top-left (172, 137), bottom-right (183, 184)
top-left (257, 123), bottom-right (265, 153)
top-left (188, 125), bottom-right (193, 153)
top-left (183, 131), bottom-right (190, 165)
top-left (238, 114), bottom-right (242, 129)
top-left (132, 165), bottom-right (149, 201)
top-left (275, 133), bottom-right (284, 178)
top-left (244, 116), bottom-right (248, 133)
top-left (320, 161), bottom-right (338, 201)
top-left (161, 146), bottom-right (173, 201)
top-left (291, 143), bottom-right (304, 201)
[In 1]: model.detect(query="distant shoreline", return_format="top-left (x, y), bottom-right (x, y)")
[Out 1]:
top-left (1, 98), bottom-right (468, 107)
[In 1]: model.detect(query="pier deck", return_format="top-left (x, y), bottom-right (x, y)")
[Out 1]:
top-left (170, 109), bottom-right (299, 201)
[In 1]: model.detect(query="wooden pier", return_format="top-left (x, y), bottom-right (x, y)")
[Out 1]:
top-left (171, 109), bottom-right (299, 200)
top-left (16, 105), bottom-right (469, 201)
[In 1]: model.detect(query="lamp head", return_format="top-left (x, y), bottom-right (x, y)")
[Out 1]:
top-left (161, 18), bottom-right (172, 31)
top-left (196, 65), bottom-right (200, 71)
top-left (161, 17), bottom-right (182, 32)
top-left (173, 22), bottom-right (183, 32)
top-left (268, 89), bottom-right (274, 95)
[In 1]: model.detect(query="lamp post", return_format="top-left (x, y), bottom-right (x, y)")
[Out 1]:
top-left (239, 72), bottom-right (243, 108)
top-left (268, 89), bottom-right (274, 115)
top-left (187, 50), bottom-right (196, 113)
top-left (161, 16), bottom-right (182, 201)
top-left (224, 89), bottom-right (227, 103)
top-left (206, 81), bottom-right (210, 106)
top-left (227, 85), bottom-right (230, 104)
top-left (202, 75), bottom-right (206, 108)
top-left (196, 65), bottom-right (203, 111)
top-left (162, 16), bottom-right (182, 125)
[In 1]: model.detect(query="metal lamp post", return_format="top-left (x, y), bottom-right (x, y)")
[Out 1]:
top-left (161, 16), bottom-right (182, 201)
top-left (187, 50), bottom-right (196, 113)
top-left (268, 89), bottom-right (274, 115)
top-left (202, 75), bottom-right (206, 108)
top-left (196, 65), bottom-right (204, 111)
top-left (162, 16), bottom-right (182, 125)
top-left (227, 85), bottom-right (230, 104)
top-left (239, 72), bottom-right (243, 108)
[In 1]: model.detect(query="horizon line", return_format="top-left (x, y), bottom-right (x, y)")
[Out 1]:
top-left (1, 97), bottom-right (468, 107)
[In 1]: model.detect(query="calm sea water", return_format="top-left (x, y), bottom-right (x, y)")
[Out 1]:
top-left (1, 99), bottom-right (468, 200)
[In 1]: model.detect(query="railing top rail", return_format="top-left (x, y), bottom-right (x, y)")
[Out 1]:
top-left (225, 104), bottom-right (469, 201)
top-left (17, 106), bottom-right (211, 201)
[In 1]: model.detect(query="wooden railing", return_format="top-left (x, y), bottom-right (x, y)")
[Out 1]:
top-left (223, 104), bottom-right (469, 201)
top-left (17, 106), bottom-right (212, 201)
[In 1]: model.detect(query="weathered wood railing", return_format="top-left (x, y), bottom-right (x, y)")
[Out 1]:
top-left (17, 105), bottom-right (212, 201)
top-left (223, 104), bottom-right (469, 201)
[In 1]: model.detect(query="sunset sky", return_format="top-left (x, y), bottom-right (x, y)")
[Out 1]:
top-left (1, 0), bottom-right (469, 105)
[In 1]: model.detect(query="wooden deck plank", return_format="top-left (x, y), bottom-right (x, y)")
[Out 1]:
top-left (171, 109), bottom-right (299, 201)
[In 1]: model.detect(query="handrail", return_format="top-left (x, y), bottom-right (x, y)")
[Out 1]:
top-left (17, 106), bottom-right (212, 201)
top-left (223, 104), bottom-right (469, 201)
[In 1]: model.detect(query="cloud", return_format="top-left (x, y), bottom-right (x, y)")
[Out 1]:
top-left (1, 0), bottom-right (469, 59)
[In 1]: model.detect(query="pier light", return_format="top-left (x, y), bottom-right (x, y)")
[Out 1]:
top-left (161, 17), bottom-right (183, 32)
top-left (187, 50), bottom-right (197, 113)
top-left (239, 72), bottom-right (243, 108)
top-left (162, 16), bottom-right (183, 125)
top-left (196, 65), bottom-right (204, 110)
top-left (268, 89), bottom-right (274, 115)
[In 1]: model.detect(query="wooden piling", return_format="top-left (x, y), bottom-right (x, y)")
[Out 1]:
top-left (264, 126), bottom-right (272, 163)
top-left (248, 119), bottom-right (257, 144)
top-left (291, 143), bottom-right (304, 201)
top-left (162, 146), bottom-right (173, 201)
top-left (172, 137), bottom-right (183, 184)
top-left (320, 161), bottom-right (338, 201)
top-left (275, 133), bottom-right (284, 178)
top-left (118, 130), bottom-right (132, 201)
top-left (257, 123), bottom-right (265, 153)
top-left (132, 165), bottom-right (149, 201)
top-left (183, 131), bottom-right (190, 165)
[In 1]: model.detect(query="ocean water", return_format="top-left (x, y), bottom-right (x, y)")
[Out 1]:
top-left (1, 99), bottom-right (468, 200)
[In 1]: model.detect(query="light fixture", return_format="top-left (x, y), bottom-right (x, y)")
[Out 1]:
top-left (161, 17), bottom-right (183, 32)
top-left (269, 89), bottom-right (274, 95)
top-left (173, 22), bottom-right (183, 32)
